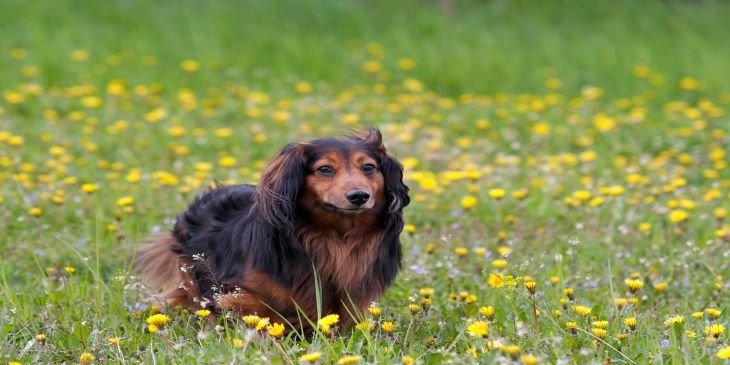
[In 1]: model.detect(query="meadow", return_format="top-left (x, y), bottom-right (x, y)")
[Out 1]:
top-left (1, 0), bottom-right (730, 363)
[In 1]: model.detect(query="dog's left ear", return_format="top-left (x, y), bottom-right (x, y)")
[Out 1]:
top-left (255, 143), bottom-right (308, 231)
top-left (358, 127), bottom-right (410, 214)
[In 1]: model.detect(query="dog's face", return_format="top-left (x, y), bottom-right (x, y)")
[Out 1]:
top-left (303, 146), bottom-right (385, 214)
top-left (255, 127), bottom-right (409, 230)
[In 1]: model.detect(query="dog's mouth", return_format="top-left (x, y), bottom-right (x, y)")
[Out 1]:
top-left (322, 203), bottom-right (368, 214)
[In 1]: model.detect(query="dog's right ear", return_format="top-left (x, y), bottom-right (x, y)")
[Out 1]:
top-left (254, 143), bottom-right (308, 231)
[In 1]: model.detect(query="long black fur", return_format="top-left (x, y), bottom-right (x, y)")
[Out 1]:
top-left (170, 128), bottom-right (409, 306)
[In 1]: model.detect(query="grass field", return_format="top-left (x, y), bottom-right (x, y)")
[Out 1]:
top-left (1, 0), bottom-right (730, 363)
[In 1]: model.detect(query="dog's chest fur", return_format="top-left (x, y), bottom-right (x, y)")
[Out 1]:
top-left (296, 227), bottom-right (384, 304)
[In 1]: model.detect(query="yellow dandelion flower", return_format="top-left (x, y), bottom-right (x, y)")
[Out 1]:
top-left (705, 324), bottom-right (725, 338)
top-left (492, 259), bottom-right (508, 270)
top-left (368, 306), bottom-right (381, 318)
top-left (255, 317), bottom-right (270, 331)
top-left (401, 355), bottom-right (415, 365)
top-left (195, 309), bottom-right (211, 318)
top-left (668, 209), bottom-right (688, 223)
top-left (419, 287), bottom-right (434, 298)
top-left (29, 207), bottom-right (43, 217)
top-left (521, 354), bottom-right (538, 365)
top-left (591, 328), bottom-right (607, 339)
top-left (488, 188), bottom-right (506, 200)
top-left (116, 196), bottom-right (134, 207)
top-left (35, 333), bottom-right (47, 343)
top-left (299, 352), bottom-right (322, 363)
top-left (479, 306), bottom-right (495, 320)
top-left (64, 266), bottom-right (76, 274)
top-left (79, 352), bottom-right (95, 364)
top-left (454, 247), bottom-right (469, 256)
top-left (180, 59), bottom-right (200, 73)
top-left (108, 337), bottom-right (121, 346)
top-left (524, 280), bottom-right (537, 295)
top-left (408, 304), bottom-right (421, 315)
top-left (146, 314), bottom-right (170, 329)
top-left (268, 323), bottom-right (286, 338)
top-left (706, 308), bottom-right (722, 319)
top-left (337, 355), bottom-right (362, 364)
top-left (572, 305), bottom-right (592, 317)
top-left (404, 224), bottom-right (416, 234)
top-left (625, 279), bottom-right (644, 293)
top-left (381, 321), bottom-right (395, 334)
top-left (654, 282), bottom-right (668, 292)
top-left (242, 314), bottom-right (260, 327)
top-left (624, 317), bottom-right (637, 331)
top-left (592, 320), bottom-right (609, 329)
top-left (467, 321), bottom-right (489, 337)
top-left (81, 183), bottom-right (98, 194)
top-left (716, 346), bottom-right (730, 359)
top-left (664, 315), bottom-right (684, 326)
top-left (460, 195), bottom-right (477, 209)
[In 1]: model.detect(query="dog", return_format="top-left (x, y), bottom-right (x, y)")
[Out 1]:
top-left (135, 127), bottom-right (409, 332)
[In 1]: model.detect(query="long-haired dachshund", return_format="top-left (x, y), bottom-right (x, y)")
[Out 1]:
top-left (136, 127), bottom-right (409, 332)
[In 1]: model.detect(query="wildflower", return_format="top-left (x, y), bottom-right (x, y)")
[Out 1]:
top-left (404, 224), bottom-right (416, 234)
top-left (64, 266), bottom-right (76, 274)
top-left (108, 337), bottom-right (121, 346)
top-left (521, 354), bottom-right (538, 365)
top-left (553, 309), bottom-right (562, 317)
top-left (704, 324), bottom-right (725, 338)
top-left (668, 210), bottom-right (688, 223)
top-left (381, 321), bottom-right (395, 334)
top-left (195, 309), bottom-right (211, 318)
top-left (242, 314), bottom-right (261, 327)
top-left (572, 305), bottom-right (592, 317)
top-left (255, 317), bottom-right (270, 331)
top-left (560, 298), bottom-right (569, 309)
top-left (591, 328), bottom-right (607, 339)
top-left (81, 183), bottom-right (98, 193)
top-left (467, 320), bottom-right (489, 337)
top-left (29, 207), bottom-right (43, 217)
top-left (488, 188), bottom-right (506, 200)
top-left (368, 306), bottom-right (381, 318)
top-left (116, 196), bottom-right (134, 207)
top-left (401, 355), bottom-right (414, 365)
top-left (355, 320), bottom-right (373, 332)
top-left (300, 352), bottom-right (322, 363)
top-left (231, 338), bottom-right (244, 348)
top-left (592, 320), bottom-right (609, 329)
top-left (145, 313), bottom-right (170, 332)
top-left (79, 352), bottom-right (95, 364)
top-left (717, 346), bottom-right (730, 359)
top-left (180, 59), bottom-right (200, 73)
top-left (454, 247), bottom-right (469, 257)
top-left (409, 304), bottom-right (421, 315)
top-left (479, 306), bottom-right (495, 320)
top-left (706, 308), bottom-right (722, 319)
top-left (460, 195), bottom-right (477, 209)
top-left (268, 323), bottom-right (286, 338)
top-left (654, 282), bottom-right (668, 292)
top-left (501, 345), bottom-right (521, 360)
top-left (492, 259), bottom-right (508, 270)
top-left (563, 288), bottom-right (574, 300)
top-left (566, 322), bottom-right (578, 335)
top-left (664, 315), bottom-right (684, 326)
top-left (524, 280), bottom-right (537, 295)
top-left (337, 355), bottom-right (362, 364)
top-left (35, 334), bottom-right (47, 343)
top-left (419, 287), bottom-right (434, 298)
top-left (549, 276), bottom-right (560, 285)
top-left (421, 298), bottom-right (432, 312)
top-left (625, 279), bottom-right (644, 293)
top-left (624, 317), bottom-right (637, 331)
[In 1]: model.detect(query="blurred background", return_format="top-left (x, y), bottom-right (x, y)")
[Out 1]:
top-left (2, 0), bottom-right (729, 97)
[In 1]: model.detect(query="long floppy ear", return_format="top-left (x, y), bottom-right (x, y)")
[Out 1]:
top-left (358, 127), bottom-right (410, 215)
top-left (254, 143), bottom-right (308, 231)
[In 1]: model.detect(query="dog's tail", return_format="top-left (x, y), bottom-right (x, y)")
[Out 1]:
top-left (135, 233), bottom-right (187, 300)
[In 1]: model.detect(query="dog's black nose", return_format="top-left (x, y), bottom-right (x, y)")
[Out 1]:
top-left (346, 190), bottom-right (370, 207)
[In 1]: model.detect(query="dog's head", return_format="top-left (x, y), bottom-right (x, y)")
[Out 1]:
top-left (255, 127), bottom-right (409, 231)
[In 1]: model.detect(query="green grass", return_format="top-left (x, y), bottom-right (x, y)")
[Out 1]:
top-left (1, 0), bottom-right (729, 364)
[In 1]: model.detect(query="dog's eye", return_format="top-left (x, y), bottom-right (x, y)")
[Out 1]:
top-left (317, 166), bottom-right (335, 176)
top-left (362, 164), bottom-right (376, 174)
